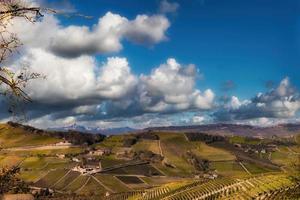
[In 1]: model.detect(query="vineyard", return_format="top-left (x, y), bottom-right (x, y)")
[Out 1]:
top-left (105, 173), bottom-right (300, 200)
top-left (0, 123), bottom-right (299, 199)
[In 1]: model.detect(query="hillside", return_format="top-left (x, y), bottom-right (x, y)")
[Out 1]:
top-left (2, 122), bottom-right (106, 146)
top-left (0, 123), bottom-right (299, 199)
top-left (0, 123), bottom-right (62, 148)
top-left (145, 123), bottom-right (300, 137)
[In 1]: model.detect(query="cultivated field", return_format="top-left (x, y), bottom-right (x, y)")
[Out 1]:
top-left (0, 123), bottom-right (299, 199)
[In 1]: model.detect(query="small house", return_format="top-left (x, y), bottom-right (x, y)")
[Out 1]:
top-left (72, 157), bottom-right (80, 162)
top-left (56, 154), bottom-right (65, 159)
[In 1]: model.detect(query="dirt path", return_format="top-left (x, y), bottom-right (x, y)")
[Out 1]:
top-left (158, 140), bottom-right (164, 157)
top-left (4, 144), bottom-right (74, 151)
top-left (239, 162), bottom-right (251, 175)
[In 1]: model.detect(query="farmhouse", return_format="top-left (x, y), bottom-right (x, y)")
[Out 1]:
top-left (56, 154), bottom-right (65, 159)
top-left (72, 159), bottom-right (102, 174)
top-left (55, 141), bottom-right (72, 146)
top-left (72, 157), bottom-right (80, 162)
top-left (88, 148), bottom-right (111, 156)
top-left (85, 158), bottom-right (101, 169)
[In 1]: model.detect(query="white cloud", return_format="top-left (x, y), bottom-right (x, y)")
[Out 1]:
top-left (124, 14), bottom-right (170, 45)
top-left (192, 116), bottom-right (205, 123)
top-left (9, 12), bottom-right (170, 58)
top-left (214, 77), bottom-right (300, 121)
top-left (159, 0), bottom-right (180, 14)
top-left (96, 57), bottom-right (138, 99)
top-left (12, 49), bottom-right (137, 104)
top-left (73, 105), bottom-right (98, 115)
top-left (140, 58), bottom-right (214, 112)
top-left (1, 3), bottom-right (217, 128)
top-left (16, 48), bottom-right (97, 103)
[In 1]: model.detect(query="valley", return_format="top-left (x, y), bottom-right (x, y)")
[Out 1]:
top-left (0, 122), bottom-right (299, 199)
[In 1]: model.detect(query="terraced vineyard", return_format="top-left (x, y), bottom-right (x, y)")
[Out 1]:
top-left (105, 173), bottom-right (299, 200)
top-left (1, 123), bottom-right (299, 199)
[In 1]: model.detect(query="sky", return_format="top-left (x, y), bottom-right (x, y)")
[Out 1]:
top-left (1, 0), bottom-right (300, 129)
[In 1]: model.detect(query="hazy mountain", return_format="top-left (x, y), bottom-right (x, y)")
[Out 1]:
top-left (145, 123), bottom-right (300, 138)
top-left (49, 123), bottom-right (138, 135)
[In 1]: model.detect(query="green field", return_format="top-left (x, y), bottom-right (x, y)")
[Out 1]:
top-left (158, 133), bottom-right (196, 175)
top-left (95, 135), bottom-right (124, 149)
top-left (229, 136), bottom-right (261, 145)
top-left (34, 169), bottom-right (69, 188)
top-left (78, 177), bottom-right (106, 196)
top-left (242, 162), bottom-right (275, 174)
top-left (0, 124), bottom-right (61, 148)
top-left (192, 142), bottom-right (236, 161)
top-left (63, 175), bottom-right (90, 192)
top-left (132, 139), bottom-right (160, 154)
top-left (1, 123), bottom-right (299, 199)
top-left (271, 150), bottom-right (298, 167)
top-left (101, 155), bottom-right (130, 168)
top-left (210, 161), bottom-right (249, 177)
top-left (94, 174), bottom-right (129, 192)
top-left (0, 155), bottom-right (23, 167)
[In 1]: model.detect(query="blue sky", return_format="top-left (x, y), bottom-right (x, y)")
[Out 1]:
top-left (59, 0), bottom-right (300, 99)
top-left (1, 0), bottom-right (300, 128)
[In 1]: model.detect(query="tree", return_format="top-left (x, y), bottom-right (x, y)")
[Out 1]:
top-left (0, 167), bottom-right (29, 194)
top-left (0, 0), bottom-right (46, 116)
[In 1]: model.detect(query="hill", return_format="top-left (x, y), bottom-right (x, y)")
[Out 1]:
top-left (4, 122), bottom-right (106, 146)
top-left (0, 122), bottom-right (299, 199)
top-left (0, 123), bottom-right (62, 148)
top-left (145, 123), bottom-right (300, 137)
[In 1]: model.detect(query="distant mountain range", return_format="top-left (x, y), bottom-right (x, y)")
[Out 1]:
top-left (49, 124), bottom-right (138, 135)
top-left (145, 123), bottom-right (300, 138)
top-left (49, 123), bottom-right (300, 137)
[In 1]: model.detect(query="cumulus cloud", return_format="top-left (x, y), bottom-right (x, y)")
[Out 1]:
top-left (159, 0), bottom-right (180, 14)
top-left (192, 116), bottom-right (205, 124)
top-left (10, 12), bottom-right (170, 58)
top-left (5, 53), bottom-right (215, 128)
top-left (124, 14), bottom-right (170, 45)
top-left (96, 57), bottom-right (138, 99)
top-left (139, 58), bottom-right (214, 113)
top-left (12, 49), bottom-right (137, 104)
top-left (214, 77), bottom-right (300, 121)
top-left (1, 1), bottom-right (217, 128)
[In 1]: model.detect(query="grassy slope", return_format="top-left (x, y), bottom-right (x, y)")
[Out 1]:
top-left (95, 135), bottom-right (124, 149)
top-left (210, 161), bottom-right (248, 177)
top-left (98, 132), bottom-right (235, 175)
top-left (132, 139), bottom-right (160, 154)
top-left (0, 155), bottom-right (23, 168)
top-left (157, 132), bottom-right (195, 176)
top-left (100, 155), bottom-right (129, 168)
top-left (78, 177), bottom-right (107, 196)
top-left (192, 142), bottom-right (236, 161)
top-left (94, 174), bottom-right (129, 192)
top-left (229, 136), bottom-right (261, 145)
top-left (0, 124), bottom-right (62, 148)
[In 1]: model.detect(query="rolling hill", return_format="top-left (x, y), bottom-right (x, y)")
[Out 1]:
top-left (0, 122), bottom-right (299, 199)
